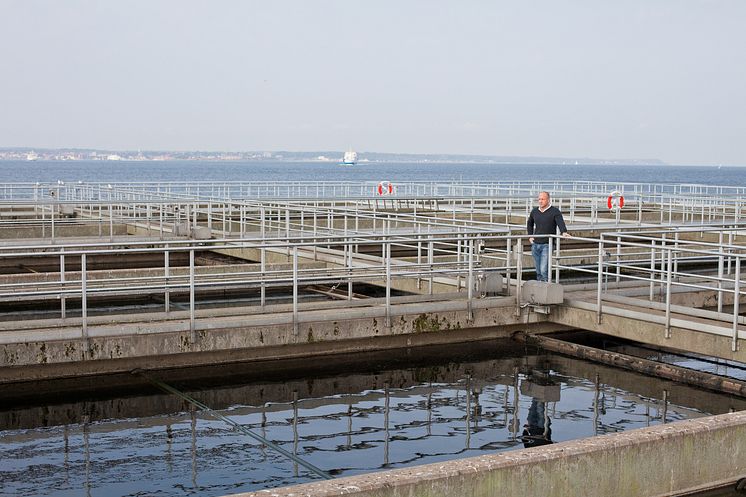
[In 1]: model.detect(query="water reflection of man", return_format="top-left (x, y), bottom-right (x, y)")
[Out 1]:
top-left (521, 398), bottom-right (553, 448)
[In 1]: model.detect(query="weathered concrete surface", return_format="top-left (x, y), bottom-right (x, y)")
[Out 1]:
top-left (0, 297), bottom-right (568, 382)
top-left (553, 300), bottom-right (746, 363)
top-left (230, 411), bottom-right (746, 497)
top-left (0, 224), bottom-right (128, 239)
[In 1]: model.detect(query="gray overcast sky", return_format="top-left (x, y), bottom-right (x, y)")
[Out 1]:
top-left (1, 1), bottom-right (745, 165)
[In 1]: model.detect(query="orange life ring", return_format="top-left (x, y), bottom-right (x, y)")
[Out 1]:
top-left (376, 181), bottom-right (394, 196)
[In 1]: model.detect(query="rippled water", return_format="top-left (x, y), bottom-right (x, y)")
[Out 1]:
top-left (2, 340), bottom-right (744, 497)
top-left (0, 160), bottom-right (745, 186)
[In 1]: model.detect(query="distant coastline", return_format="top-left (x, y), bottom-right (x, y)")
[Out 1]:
top-left (0, 147), bottom-right (667, 166)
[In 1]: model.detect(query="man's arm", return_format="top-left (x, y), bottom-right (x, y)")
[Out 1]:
top-left (527, 210), bottom-right (535, 243)
top-left (555, 210), bottom-right (570, 237)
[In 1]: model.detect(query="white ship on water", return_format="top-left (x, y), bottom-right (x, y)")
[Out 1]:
top-left (340, 148), bottom-right (357, 165)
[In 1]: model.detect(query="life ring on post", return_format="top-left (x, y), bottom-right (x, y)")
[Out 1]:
top-left (607, 190), bottom-right (624, 210)
top-left (376, 181), bottom-right (394, 196)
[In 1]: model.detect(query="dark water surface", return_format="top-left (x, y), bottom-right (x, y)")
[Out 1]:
top-left (0, 160), bottom-right (745, 186)
top-left (1, 340), bottom-right (744, 497)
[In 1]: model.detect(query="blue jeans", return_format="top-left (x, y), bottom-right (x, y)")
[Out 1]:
top-left (532, 243), bottom-right (550, 282)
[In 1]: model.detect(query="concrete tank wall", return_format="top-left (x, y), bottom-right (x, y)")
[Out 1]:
top-left (231, 411), bottom-right (746, 497)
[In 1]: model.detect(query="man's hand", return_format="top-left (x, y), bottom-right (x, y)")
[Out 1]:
top-left (529, 237), bottom-right (534, 244)
top-left (562, 232), bottom-right (572, 238)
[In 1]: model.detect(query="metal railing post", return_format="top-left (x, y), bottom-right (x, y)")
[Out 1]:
top-left (260, 247), bottom-right (266, 307)
top-left (547, 237), bottom-right (553, 283)
top-left (555, 236), bottom-right (561, 283)
top-left (718, 241), bottom-right (725, 314)
top-left (260, 207), bottom-right (265, 238)
top-left (189, 249), bottom-right (195, 341)
top-left (505, 235), bottom-right (512, 296)
top-left (164, 250), bottom-right (170, 313)
top-left (456, 233), bottom-right (463, 291)
top-left (665, 248), bottom-right (673, 338)
top-left (81, 253), bottom-right (87, 339)
top-left (60, 248), bottom-right (66, 319)
top-left (733, 257), bottom-right (741, 352)
top-left (385, 239), bottom-right (391, 328)
top-left (515, 240), bottom-right (523, 315)
top-left (597, 239), bottom-right (604, 324)
top-left (293, 246), bottom-right (298, 336)
top-left (467, 238), bottom-right (474, 322)
top-left (347, 242), bottom-right (353, 300)
top-left (649, 239), bottom-right (656, 301)
top-left (417, 231), bottom-right (422, 290)
top-left (615, 235), bottom-right (621, 284)
top-left (428, 239), bottom-right (434, 295)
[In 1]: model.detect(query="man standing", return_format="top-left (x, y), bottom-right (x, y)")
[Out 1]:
top-left (527, 191), bottom-right (570, 282)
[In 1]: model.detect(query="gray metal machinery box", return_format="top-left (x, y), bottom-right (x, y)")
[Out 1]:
top-left (521, 280), bottom-right (564, 305)
top-left (477, 272), bottom-right (504, 296)
top-left (191, 226), bottom-right (212, 240)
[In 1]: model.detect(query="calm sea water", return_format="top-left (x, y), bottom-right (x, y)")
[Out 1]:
top-left (0, 160), bottom-right (745, 186)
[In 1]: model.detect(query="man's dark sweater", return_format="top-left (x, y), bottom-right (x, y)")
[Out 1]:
top-left (527, 206), bottom-right (568, 244)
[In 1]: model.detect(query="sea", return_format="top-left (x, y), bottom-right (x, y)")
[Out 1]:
top-left (0, 160), bottom-right (745, 186)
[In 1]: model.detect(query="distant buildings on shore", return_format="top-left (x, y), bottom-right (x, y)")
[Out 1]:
top-left (0, 148), bottom-right (666, 166)
top-left (0, 149), bottom-right (289, 162)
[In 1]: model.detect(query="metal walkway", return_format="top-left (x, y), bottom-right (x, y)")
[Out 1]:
top-left (0, 180), bottom-right (744, 372)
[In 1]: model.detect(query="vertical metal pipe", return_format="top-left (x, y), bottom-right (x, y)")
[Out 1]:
top-left (554, 236), bottom-right (561, 283)
top-left (313, 207), bottom-right (318, 260)
top-left (239, 204), bottom-right (244, 238)
top-left (417, 231), bottom-right (422, 290)
top-left (659, 235), bottom-right (667, 296)
top-left (60, 248), bottom-right (66, 319)
top-left (347, 242), bottom-right (353, 301)
top-left (456, 233), bottom-right (463, 291)
top-left (260, 247), bottom-right (266, 307)
top-left (207, 201), bottom-right (212, 230)
top-left (467, 238), bottom-right (474, 322)
top-left (81, 254), bottom-right (88, 339)
top-left (665, 248), bottom-right (673, 338)
top-left (516, 241), bottom-right (523, 315)
top-left (189, 249), bottom-right (195, 340)
top-left (718, 231), bottom-right (724, 314)
top-left (649, 239), bottom-right (656, 301)
top-left (260, 207), bottom-right (265, 238)
top-left (164, 250), bottom-right (170, 313)
top-left (547, 237), bottom-right (553, 283)
top-left (385, 239), bottom-right (391, 327)
top-left (285, 207), bottom-right (290, 239)
top-left (615, 235), bottom-right (621, 284)
top-left (673, 231), bottom-right (680, 278)
top-left (293, 246), bottom-right (298, 336)
top-left (597, 239), bottom-right (603, 324)
top-left (428, 239), bottom-right (434, 295)
top-left (733, 257), bottom-right (741, 352)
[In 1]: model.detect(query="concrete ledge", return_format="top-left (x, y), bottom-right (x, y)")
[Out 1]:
top-left (232, 411), bottom-right (746, 497)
